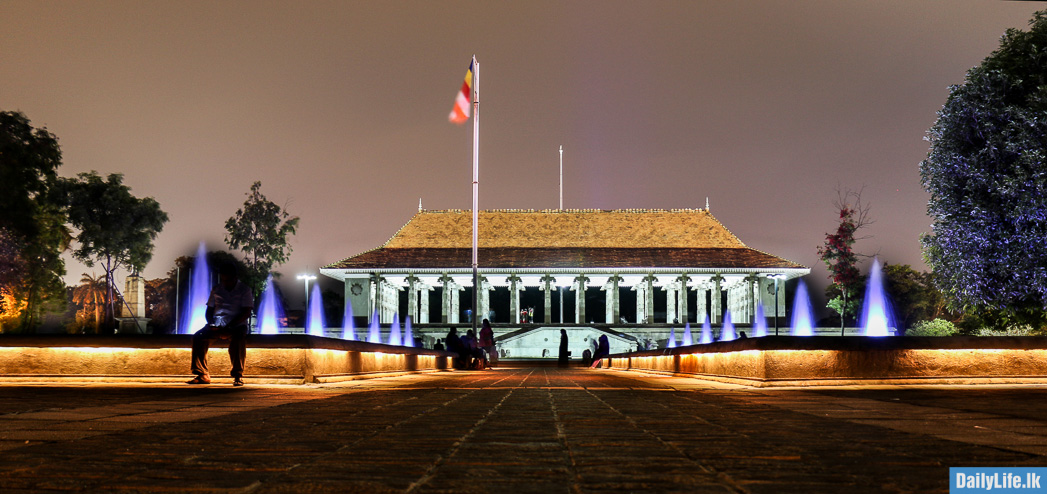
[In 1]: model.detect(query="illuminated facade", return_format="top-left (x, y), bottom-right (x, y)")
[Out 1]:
top-left (320, 208), bottom-right (809, 330)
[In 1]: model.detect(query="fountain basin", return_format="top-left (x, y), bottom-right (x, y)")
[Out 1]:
top-left (0, 335), bottom-right (454, 384)
top-left (601, 336), bottom-right (1047, 387)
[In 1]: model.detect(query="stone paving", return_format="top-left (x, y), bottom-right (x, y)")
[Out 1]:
top-left (0, 368), bottom-right (1045, 493)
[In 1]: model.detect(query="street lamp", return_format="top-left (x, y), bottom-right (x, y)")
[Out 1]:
top-left (297, 273), bottom-right (317, 309)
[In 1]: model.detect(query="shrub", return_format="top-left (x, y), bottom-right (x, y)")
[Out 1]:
top-left (906, 319), bottom-right (958, 337)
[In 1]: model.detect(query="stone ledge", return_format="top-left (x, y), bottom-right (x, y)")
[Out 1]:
top-left (0, 335), bottom-right (455, 384)
top-left (602, 336), bottom-right (1047, 386)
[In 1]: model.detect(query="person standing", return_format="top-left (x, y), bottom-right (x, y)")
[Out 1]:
top-left (187, 262), bottom-right (254, 386)
top-left (558, 329), bottom-right (570, 367)
top-left (479, 318), bottom-right (497, 367)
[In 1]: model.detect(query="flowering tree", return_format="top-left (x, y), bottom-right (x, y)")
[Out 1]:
top-left (920, 11), bottom-right (1047, 327)
top-left (817, 189), bottom-right (871, 333)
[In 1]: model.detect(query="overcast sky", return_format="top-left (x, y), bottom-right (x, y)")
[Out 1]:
top-left (2, 1), bottom-right (1044, 306)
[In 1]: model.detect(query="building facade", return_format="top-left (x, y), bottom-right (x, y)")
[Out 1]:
top-left (320, 208), bottom-right (809, 336)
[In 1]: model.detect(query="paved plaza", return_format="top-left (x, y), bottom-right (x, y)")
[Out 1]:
top-left (0, 368), bottom-right (1046, 493)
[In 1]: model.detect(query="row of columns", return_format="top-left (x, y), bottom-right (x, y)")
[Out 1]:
top-left (368, 273), bottom-right (781, 325)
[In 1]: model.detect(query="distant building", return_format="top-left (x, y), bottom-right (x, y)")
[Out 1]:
top-left (321, 208), bottom-right (808, 332)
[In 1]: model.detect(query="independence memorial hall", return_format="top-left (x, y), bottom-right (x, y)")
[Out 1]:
top-left (321, 207), bottom-right (809, 356)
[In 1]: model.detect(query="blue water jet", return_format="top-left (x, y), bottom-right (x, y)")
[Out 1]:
top-left (860, 258), bottom-right (894, 337)
top-left (699, 314), bottom-right (714, 344)
top-left (790, 279), bottom-right (815, 336)
top-left (666, 327), bottom-right (677, 348)
top-left (682, 323), bottom-right (693, 346)
top-left (180, 242), bottom-right (210, 334)
top-left (256, 275), bottom-right (284, 335)
top-left (753, 303), bottom-right (768, 337)
top-left (342, 301), bottom-right (355, 340)
top-left (368, 311), bottom-right (381, 343)
top-left (306, 283), bottom-right (325, 336)
top-left (388, 313), bottom-right (402, 346)
top-left (404, 316), bottom-right (414, 347)
top-left (720, 311), bottom-right (737, 342)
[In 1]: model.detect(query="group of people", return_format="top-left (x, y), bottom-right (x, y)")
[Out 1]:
top-left (441, 319), bottom-right (497, 370)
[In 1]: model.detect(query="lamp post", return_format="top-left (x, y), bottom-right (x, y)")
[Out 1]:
top-left (297, 273), bottom-right (317, 309)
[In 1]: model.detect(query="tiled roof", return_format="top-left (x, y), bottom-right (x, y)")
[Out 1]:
top-left (324, 209), bottom-right (806, 271)
top-left (381, 209), bottom-right (746, 249)
top-left (325, 247), bottom-right (804, 271)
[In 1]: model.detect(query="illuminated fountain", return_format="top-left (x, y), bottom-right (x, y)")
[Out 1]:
top-left (179, 242), bottom-right (210, 334)
top-left (682, 323), bottom-right (693, 346)
top-left (368, 311), bottom-right (381, 343)
top-left (256, 275), bottom-right (284, 335)
top-left (306, 283), bottom-right (325, 337)
top-left (860, 258), bottom-right (894, 337)
top-left (341, 301), bottom-right (355, 340)
top-left (388, 313), bottom-right (402, 346)
top-left (666, 327), bottom-right (677, 348)
top-left (699, 315), bottom-right (713, 344)
top-left (720, 311), bottom-right (736, 342)
top-left (790, 279), bottom-right (815, 336)
top-left (404, 316), bottom-right (414, 347)
top-left (753, 303), bottom-right (768, 337)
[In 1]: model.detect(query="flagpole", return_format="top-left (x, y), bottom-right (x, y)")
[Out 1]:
top-left (471, 56), bottom-right (480, 336)
top-left (559, 145), bottom-right (563, 210)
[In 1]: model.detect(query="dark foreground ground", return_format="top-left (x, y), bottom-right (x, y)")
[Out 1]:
top-left (1, 369), bottom-right (1046, 493)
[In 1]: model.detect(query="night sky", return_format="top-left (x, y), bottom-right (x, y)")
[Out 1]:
top-left (2, 1), bottom-right (1044, 307)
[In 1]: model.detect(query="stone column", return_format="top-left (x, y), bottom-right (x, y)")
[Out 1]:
top-left (369, 274), bottom-right (385, 323)
top-left (664, 282), bottom-right (678, 324)
top-left (405, 275), bottom-right (420, 323)
top-left (643, 274), bottom-right (658, 323)
top-left (477, 276), bottom-right (493, 322)
top-left (695, 283), bottom-right (708, 323)
top-left (450, 282), bottom-right (461, 323)
top-left (504, 274), bottom-right (523, 324)
top-left (540, 274), bottom-right (556, 323)
top-left (677, 274), bottom-right (692, 324)
top-left (439, 274), bottom-right (454, 323)
top-left (603, 275), bottom-right (623, 323)
top-left (632, 284), bottom-right (646, 324)
top-left (419, 283), bottom-right (432, 323)
top-left (573, 274), bottom-right (590, 324)
top-left (710, 274), bottom-right (724, 325)
top-left (745, 274), bottom-right (759, 324)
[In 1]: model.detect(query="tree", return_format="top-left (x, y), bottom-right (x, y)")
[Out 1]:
top-left (62, 171), bottom-right (168, 332)
top-left (920, 12), bottom-right (1047, 327)
top-left (71, 273), bottom-right (106, 333)
top-left (817, 188), bottom-right (872, 333)
top-left (0, 111), bottom-right (68, 331)
top-left (224, 182), bottom-right (299, 296)
top-left (881, 263), bottom-right (949, 333)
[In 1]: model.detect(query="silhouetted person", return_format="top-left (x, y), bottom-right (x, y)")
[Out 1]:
top-left (738, 331), bottom-right (748, 339)
top-left (433, 339), bottom-right (445, 351)
top-left (479, 319), bottom-right (496, 367)
top-left (594, 334), bottom-right (610, 360)
top-left (558, 329), bottom-right (570, 367)
top-left (188, 262), bottom-right (253, 386)
top-left (445, 327), bottom-right (466, 369)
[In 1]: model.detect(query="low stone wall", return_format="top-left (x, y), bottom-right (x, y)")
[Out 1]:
top-left (0, 335), bottom-right (454, 384)
top-left (602, 336), bottom-right (1047, 386)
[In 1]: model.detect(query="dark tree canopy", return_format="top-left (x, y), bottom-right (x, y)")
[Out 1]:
top-left (920, 11), bottom-right (1047, 322)
top-left (224, 181), bottom-right (299, 296)
top-left (62, 171), bottom-right (168, 330)
top-left (0, 111), bottom-right (68, 329)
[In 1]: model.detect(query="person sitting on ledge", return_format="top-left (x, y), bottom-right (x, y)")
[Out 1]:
top-left (187, 262), bottom-right (254, 386)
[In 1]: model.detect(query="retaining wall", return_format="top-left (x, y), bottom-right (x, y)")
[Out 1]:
top-left (0, 335), bottom-right (454, 384)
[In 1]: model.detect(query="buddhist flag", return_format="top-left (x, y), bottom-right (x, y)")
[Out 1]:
top-left (448, 60), bottom-right (474, 124)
